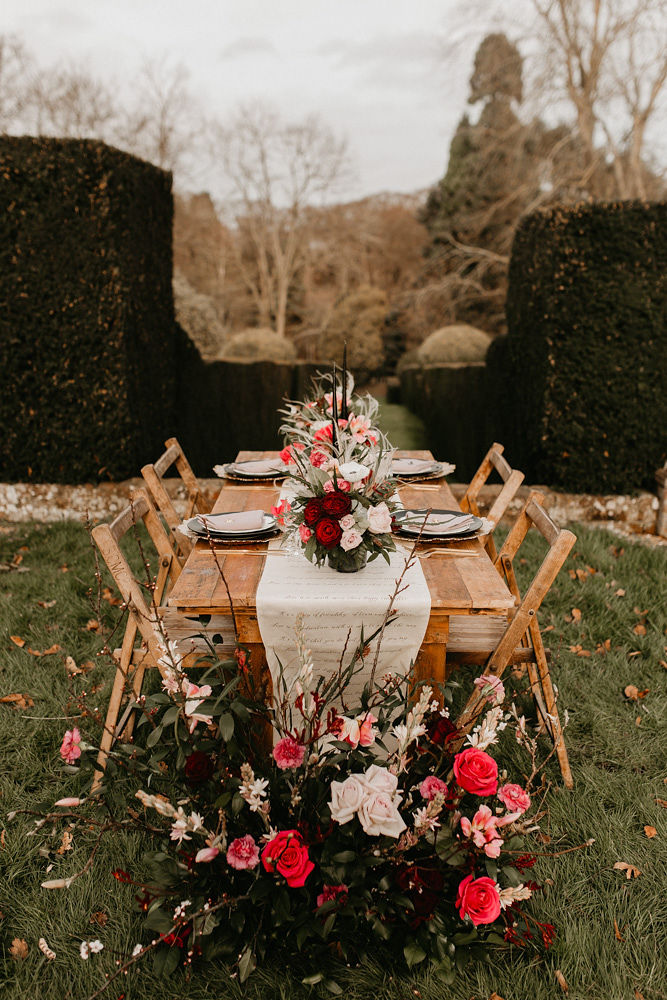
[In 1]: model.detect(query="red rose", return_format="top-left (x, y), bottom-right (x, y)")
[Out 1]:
top-left (303, 499), bottom-right (323, 526)
top-left (321, 491), bottom-right (352, 518)
top-left (453, 747), bottom-right (498, 796)
top-left (455, 874), bottom-right (501, 926)
top-left (425, 711), bottom-right (458, 747)
top-left (184, 750), bottom-right (214, 786)
top-left (314, 517), bottom-right (342, 549)
top-left (395, 864), bottom-right (445, 924)
top-left (261, 829), bottom-right (314, 888)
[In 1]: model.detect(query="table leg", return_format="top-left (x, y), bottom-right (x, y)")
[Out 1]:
top-left (414, 617), bottom-right (449, 703)
top-left (244, 642), bottom-right (273, 752)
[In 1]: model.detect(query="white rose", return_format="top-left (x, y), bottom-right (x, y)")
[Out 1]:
top-left (357, 791), bottom-right (406, 838)
top-left (337, 461), bottom-right (370, 483)
top-left (339, 514), bottom-right (356, 530)
top-left (363, 764), bottom-right (399, 798)
top-left (340, 529), bottom-right (363, 551)
top-left (329, 775), bottom-right (367, 825)
top-left (367, 502), bottom-right (392, 534)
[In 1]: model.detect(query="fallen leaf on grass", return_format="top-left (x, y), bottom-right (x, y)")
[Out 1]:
top-left (655, 798), bottom-right (667, 808)
top-left (613, 861), bottom-right (641, 879)
top-left (10, 938), bottom-right (28, 960)
top-left (56, 830), bottom-right (73, 854)
top-left (488, 994), bottom-right (506, 1000)
top-left (634, 989), bottom-right (646, 1000)
top-left (572, 608), bottom-right (582, 622)
top-left (660, 661), bottom-right (667, 671)
top-left (568, 644), bottom-right (591, 657)
top-left (614, 918), bottom-right (625, 941)
top-left (65, 655), bottom-right (82, 676)
top-left (90, 911), bottom-right (108, 927)
top-left (636, 716), bottom-right (642, 726)
top-left (37, 599), bottom-right (57, 609)
top-left (624, 685), bottom-right (649, 701)
top-left (0, 693), bottom-right (35, 710)
top-left (554, 969), bottom-right (568, 993)
top-left (27, 644), bottom-right (62, 657)
top-left (9, 636), bottom-right (25, 648)
top-left (543, 624), bottom-right (554, 632)
top-left (38, 937), bottom-right (56, 960)
top-left (86, 619), bottom-right (100, 632)
top-left (633, 623), bottom-right (647, 636)
top-left (614, 588), bottom-right (626, 597)
top-left (1, 829), bottom-right (5, 849)
top-left (595, 639), bottom-right (612, 654)
top-left (102, 586), bottom-right (122, 607)
top-left (643, 826), bottom-right (657, 839)
top-left (628, 650), bottom-right (642, 658)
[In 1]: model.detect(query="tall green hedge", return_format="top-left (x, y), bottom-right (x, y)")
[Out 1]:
top-left (500, 201), bottom-right (667, 492)
top-left (0, 137), bottom-right (177, 482)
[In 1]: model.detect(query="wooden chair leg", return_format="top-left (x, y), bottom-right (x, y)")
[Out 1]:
top-left (91, 660), bottom-right (130, 794)
top-left (529, 620), bottom-right (573, 788)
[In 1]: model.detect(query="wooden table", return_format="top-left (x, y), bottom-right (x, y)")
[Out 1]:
top-left (166, 451), bottom-right (515, 695)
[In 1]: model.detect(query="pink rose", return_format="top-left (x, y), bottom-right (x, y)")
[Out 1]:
top-left (420, 775), bottom-right (448, 801)
top-left (455, 874), bottom-right (501, 926)
top-left (460, 804), bottom-right (503, 858)
top-left (367, 502), bottom-right (392, 534)
top-left (339, 514), bottom-right (356, 530)
top-left (226, 835), bottom-right (259, 870)
top-left (196, 845), bottom-right (221, 864)
top-left (299, 523), bottom-right (313, 543)
top-left (453, 747), bottom-right (498, 796)
top-left (273, 737), bottom-right (306, 770)
top-left (60, 727), bottom-right (81, 764)
top-left (316, 883), bottom-right (348, 909)
top-left (473, 674), bottom-right (505, 706)
top-left (340, 529), bottom-right (363, 551)
top-left (261, 830), bottom-right (314, 887)
top-left (497, 783), bottom-right (531, 817)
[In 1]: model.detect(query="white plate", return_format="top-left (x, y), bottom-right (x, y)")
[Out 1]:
top-left (187, 513), bottom-right (276, 537)
top-left (214, 461), bottom-right (287, 481)
top-left (391, 458), bottom-right (441, 477)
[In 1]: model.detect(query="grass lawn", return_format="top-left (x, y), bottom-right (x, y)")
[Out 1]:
top-left (0, 519), bottom-right (665, 1000)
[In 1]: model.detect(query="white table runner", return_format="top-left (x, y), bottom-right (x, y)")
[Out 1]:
top-left (256, 538), bottom-right (431, 706)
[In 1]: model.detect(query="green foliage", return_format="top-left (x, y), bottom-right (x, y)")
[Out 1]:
top-left (219, 327), bottom-right (297, 363)
top-left (499, 201), bottom-right (667, 491)
top-left (416, 325), bottom-right (491, 365)
top-left (469, 33), bottom-right (523, 104)
top-left (319, 286), bottom-right (387, 379)
top-left (0, 136), bottom-right (178, 483)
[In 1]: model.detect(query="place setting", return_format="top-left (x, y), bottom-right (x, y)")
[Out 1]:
top-left (390, 456), bottom-right (456, 482)
top-left (183, 508), bottom-right (279, 544)
top-left (393, 507), bottom-right (485, 542)
top-left (213, 458), bottom-right (289, 482)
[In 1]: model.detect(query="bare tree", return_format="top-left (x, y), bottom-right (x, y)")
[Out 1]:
top-left (22, 63), bottom-right (119, 140)
top-left (214, 104), bottom-right (349, 339)
top-left (0, 34), bottom-right (32, 132)
top-left (531, 0), bottom-right (667, 198)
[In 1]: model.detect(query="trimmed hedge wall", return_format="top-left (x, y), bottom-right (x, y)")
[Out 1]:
top-left (0, 137), bottom-right (177, 482)
top-left (399, 364), bottom-right (495, 482)
top-left (500, 201), bottom-right (667, 492)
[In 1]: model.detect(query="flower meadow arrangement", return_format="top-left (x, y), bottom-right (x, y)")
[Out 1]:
top-left (49, 630), bottom-right (559, 990)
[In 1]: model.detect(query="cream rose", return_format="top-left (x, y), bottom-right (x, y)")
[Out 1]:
top-left (340, 529), bottom-right (363, 551)
top-left (367, 502), bottom-right (392, 534)
top-left (339, 514), bottom-right (356, 530)
top-left (329, 775), bottom-right (367, 825)
top-left (363, 764), bottom-right (399, 798)
top-left (357, 791), bottom-right (406, 838)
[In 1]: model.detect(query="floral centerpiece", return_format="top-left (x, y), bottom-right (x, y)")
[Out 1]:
top-left (57, 630), bottom-right (555, 987)
top-left (273, 434), bottom-right (398, 573)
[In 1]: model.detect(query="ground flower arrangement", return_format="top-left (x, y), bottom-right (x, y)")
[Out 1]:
top-left (50, 629), bottom-right (556, 991)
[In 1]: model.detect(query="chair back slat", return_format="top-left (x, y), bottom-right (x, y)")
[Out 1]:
top-left (461, 442), bottom-right (525, 558)
top-left (141, 437), bottom-right (209, 559)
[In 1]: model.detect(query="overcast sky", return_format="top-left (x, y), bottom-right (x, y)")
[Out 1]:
top-left (2, 0), bottom-right (503, 200)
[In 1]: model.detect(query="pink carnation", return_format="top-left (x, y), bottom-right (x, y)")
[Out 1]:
top-left (420, 775), bottom-right (448, 801)
top-left (473, 674), bottom-right (505, 706)
top-left (309, 450), bottom-right (329, 468)
top-left (226, 835), bottom-right (260, 870)
top-left (273, 736), bottom-right (306, 770)
top-left (271, 498), bottom-right (292, 528)
top-left (497, 783), bottom-right (531, 818)
top-left (60, 727), bottom-right (81, 764)
top-left (299, 523), bottom-right (313, 543)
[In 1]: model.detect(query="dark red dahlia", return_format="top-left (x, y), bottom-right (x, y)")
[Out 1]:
top-left (303, 499), bottom-right (323, 526)
top-left (184, 750), bottom-right (214, 785)
top-left (321, 491), bottom-right (352, 518)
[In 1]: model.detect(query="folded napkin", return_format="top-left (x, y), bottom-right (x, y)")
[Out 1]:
top-left (197, 510), bottom-right (265, 532)
top-left (232, 459), bottom-right (285, 475)
top-left (405, 510), bottom-right (477, 535)
top-left (391, 458), bottom-right (435, 475)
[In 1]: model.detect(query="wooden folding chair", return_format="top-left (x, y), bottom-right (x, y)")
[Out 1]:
top-left (453, 491), bottom-right (576, 788)
top-left (460, 442), bottom-right (525, 558)
top-left (141, 437), bottom-right (211, 559)
top-left (91, 489), bottom-right (234, 792)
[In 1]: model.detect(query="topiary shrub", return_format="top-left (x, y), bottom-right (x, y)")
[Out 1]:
top-left (416, 324), bottom-right (492, 364)
top-left (219, 327), bottom-right (297, 363)
top-left (500, 200), bottom-right (667, 491)
top-left (318, 285), bottom-right (387, 379)
top-left (173, 270), bottom-right (227, 359)
top-left (0, 136), bottom-right (178, 483)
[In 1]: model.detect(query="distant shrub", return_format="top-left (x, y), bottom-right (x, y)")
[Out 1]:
top-left (318, 286), bottom-right (387, 378)
top-left (500, 200), bottom-right (667, 491)
top-left (219, 328), bottom-right (297, 363)
top-left (173, 270), bottom-right (226, 358)
top-left (416, 324), bottom-right (492, 364)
